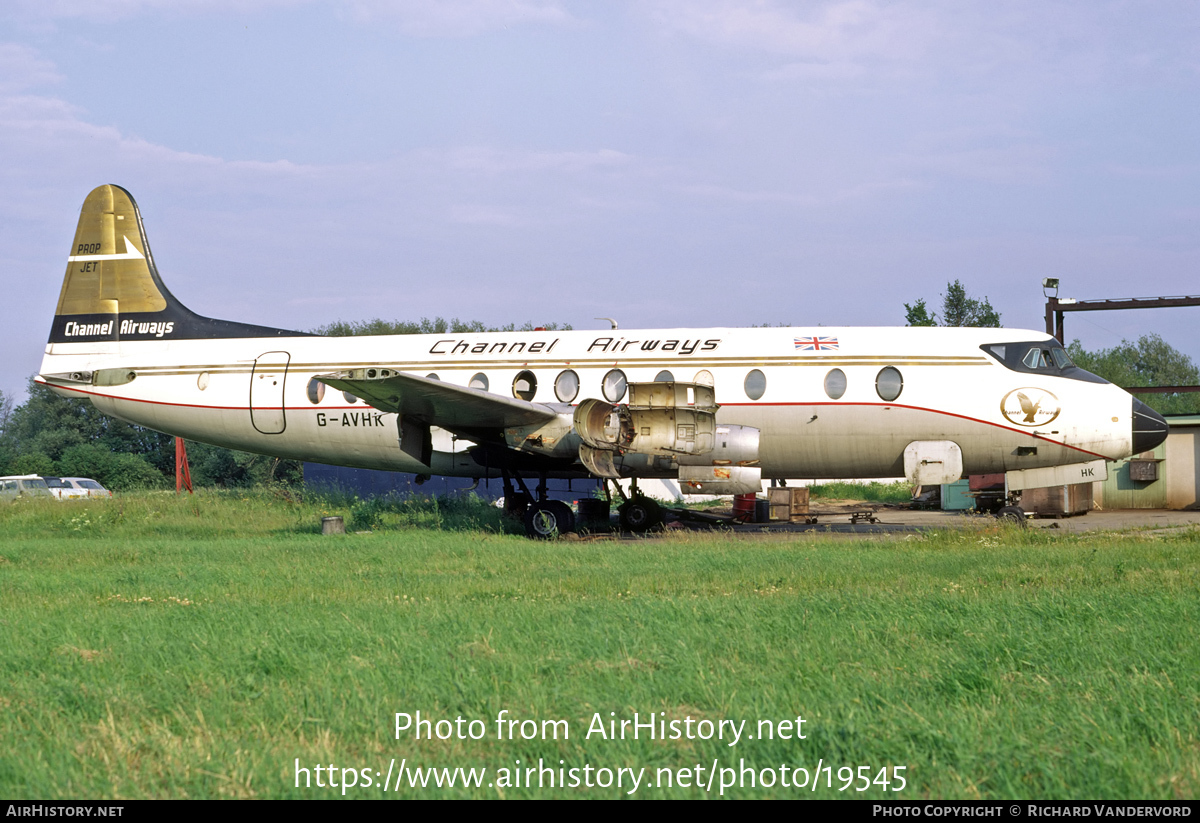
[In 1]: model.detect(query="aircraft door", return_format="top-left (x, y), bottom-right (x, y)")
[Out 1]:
top-left (250, 351), bottom-right (290, 434)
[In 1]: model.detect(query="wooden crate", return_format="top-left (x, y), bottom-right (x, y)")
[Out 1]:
top-left (1022, 483), bottom-right (1093, 517)
top-left (768, 487), bottom-right (810, 521)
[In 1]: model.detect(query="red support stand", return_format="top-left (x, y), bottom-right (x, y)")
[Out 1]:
top-left (175, 437), bottom-right (193, 494)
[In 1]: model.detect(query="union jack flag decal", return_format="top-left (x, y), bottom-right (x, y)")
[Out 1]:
top-left (795, 336), bottom-right (839, 351)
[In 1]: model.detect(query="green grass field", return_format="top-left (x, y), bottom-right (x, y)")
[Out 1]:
top-left (1, 490), bottom-right (1197, 799)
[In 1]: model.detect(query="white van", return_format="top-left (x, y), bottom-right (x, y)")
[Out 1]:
top-left (57, 477), bottom-right (112, 498)
top-left (0, 475), bottom-right (55, 502)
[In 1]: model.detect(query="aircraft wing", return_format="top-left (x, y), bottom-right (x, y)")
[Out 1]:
top-left (316, 368), bottom-right (559, 431)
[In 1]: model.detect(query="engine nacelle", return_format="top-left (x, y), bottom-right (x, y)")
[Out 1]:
top-left (504, 412), bottom-right (580, 459)
top-left (574, 382), bottom-right (719, 456)
top-left (572, 384), bottom-right (762, 491)
top-left (679, 465), bottom-right (763, 495)
top-left (677, 424), bottom-right (760, 468)
top-left (574, 398), bottom-right (632, 451)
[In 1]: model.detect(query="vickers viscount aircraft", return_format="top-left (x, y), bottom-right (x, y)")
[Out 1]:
top-left (38, 185), bottom-right (1169, 537)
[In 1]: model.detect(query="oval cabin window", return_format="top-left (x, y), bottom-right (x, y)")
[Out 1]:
top-left (824, 369), bottom-right (846, 400)
top-left (744, 369), bottom-right (766, 401)
top-left (555, 370), bottom-right (579, 403)
top-left (876, 367), bottom-right (903, 402)
top-left (602, 369), bottom-right (627, 403)
top-left (512, 370), bottom-right (537, 401)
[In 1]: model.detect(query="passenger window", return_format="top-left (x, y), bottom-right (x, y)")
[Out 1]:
top-left (512, 370), bottom-right (537, 401)
top-left (693, 370), bottom-right (714, 387)
top-left (307, 377), bottom-right (325, 404)
top-left (876, 367), bottom-right (903, 402)
top-left (744, 369), bottom-right (767, 401)
top-left (554, 370), bottom-right (580, 403)
top-left (654, 370), bottom-right (674, 383)
top-left (602, 369), bottom-right (627, 403)
top-left (824, 368), bottom-right (847, 400)
top-left (343, 391), bottom-right (358, 404)
top-left (469, 373), bottom-right (489, 391)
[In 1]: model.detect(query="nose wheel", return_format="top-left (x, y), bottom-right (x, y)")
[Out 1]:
top-left (996, 505), bottom-right (1027, 526)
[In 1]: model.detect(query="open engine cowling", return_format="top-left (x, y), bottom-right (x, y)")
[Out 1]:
top-left (573, 382), bottom-right (762, 494)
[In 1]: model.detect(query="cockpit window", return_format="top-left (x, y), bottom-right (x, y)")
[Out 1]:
top-left (1022, 348), bottom-right (1049, 369)
top-left (982, 341), bottom-right (1103, 383)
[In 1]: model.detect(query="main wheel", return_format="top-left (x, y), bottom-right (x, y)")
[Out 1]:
top-left (546, 500), bottom-right (575, 534)
top-left (618, 496), bottom-right (662, 532)
top-left (996, 505), bottom-right (1027, 526)
top-left (524, 503), bottom-right (563, 539)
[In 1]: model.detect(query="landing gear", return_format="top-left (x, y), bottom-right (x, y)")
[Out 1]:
top-left (996, 505), bottom-right (1027, 526)
top-left (505, 469), bottom-right (576, 539)
top-left (525, 501), bottom-right (574, 539)
top-left (611, 479), bottom-right (663, 533)
top-left (619, 497), bottom-right (663, 532)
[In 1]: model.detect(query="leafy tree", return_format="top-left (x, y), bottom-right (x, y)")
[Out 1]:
top-left (0, 388), bottom-right (12, 436)
top-left (905, 280), bottom-right (1001, 327)
top-left (185, 441), bottom-right (302, 488)
top-left (1067, 334), bottom-right (1200, 415)
top-left (9, 452), bottom-right (55, 476)
top-left (0, 389), bottom-right (14, 475)
top-left (903, 298), bottom-right (937, 327)
top-left (56, 443), bottom-right (166, 490)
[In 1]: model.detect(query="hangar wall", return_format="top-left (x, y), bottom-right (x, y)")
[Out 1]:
top-left (1093, 415), bottom-right (1200, 511)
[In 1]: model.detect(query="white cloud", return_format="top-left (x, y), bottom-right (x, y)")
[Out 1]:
top-left (682, 183), bottom-right (820, 207)
top-left (3, 0), bottom-right (308, 20)
top-left (647, 0), bottom-right (937, 64)
top-left (446, 203), bottom-right (525, 225)
top-left (0, 44), bottom-right (62, 93)
top-left (340, 0), bottom-right (573, 37)
top-left (902, 143), bottom-right (1055, 184)
top-left (2, 0), bottom-right (572, 36)
top-left (442, 146), bottom-right (631, 174)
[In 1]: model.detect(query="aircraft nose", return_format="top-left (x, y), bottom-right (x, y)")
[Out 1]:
top-left (1131, 397), bottom-right (1169, 454)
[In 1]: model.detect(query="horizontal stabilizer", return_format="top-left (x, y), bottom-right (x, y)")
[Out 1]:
top-left (316, 369), bottom-right (559, 433)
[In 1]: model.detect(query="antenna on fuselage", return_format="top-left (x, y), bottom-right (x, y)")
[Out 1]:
top-left (596, 317), bottom-right (619, 330)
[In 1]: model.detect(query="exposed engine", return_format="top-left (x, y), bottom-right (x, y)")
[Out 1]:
top-left (568, 382), bottom-right (761, 494)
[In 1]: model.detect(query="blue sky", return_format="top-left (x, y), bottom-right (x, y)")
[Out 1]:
top-left (3, 0), bottom-right (1200, 400)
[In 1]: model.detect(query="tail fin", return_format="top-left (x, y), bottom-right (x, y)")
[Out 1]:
top-left (49, 184), bottom-right (302, 344)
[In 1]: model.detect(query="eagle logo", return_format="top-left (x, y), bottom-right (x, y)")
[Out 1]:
top-left (1001, 388), bottom-right (1061, 427)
